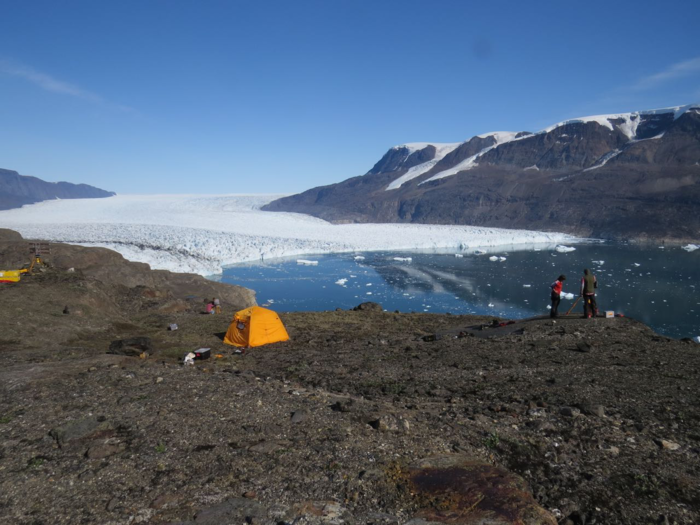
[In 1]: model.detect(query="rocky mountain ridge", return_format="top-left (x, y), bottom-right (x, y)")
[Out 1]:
top-left (0, 167), bottom-right (115, 210)
top-left (263, 104), bottom-right (700, 241)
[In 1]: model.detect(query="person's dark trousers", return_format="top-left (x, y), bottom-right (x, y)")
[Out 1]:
top-left (550, 291), bottom-right (561, 318)
top-left (583, 294), bottom-right (597, 318)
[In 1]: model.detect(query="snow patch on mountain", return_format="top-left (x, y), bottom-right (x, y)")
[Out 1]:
top-left (0, 194), bottom-right (578, 276)
top-left (419, 132), bottom-right (519, 185)
top-left (386, 142), bottom-right (461, 190)
top-left (584, 149), bottom-right (624, 172)
top-left (395, 142), bottom-right (458, 155)
top-left (543, 104), bottom-right (698, 138)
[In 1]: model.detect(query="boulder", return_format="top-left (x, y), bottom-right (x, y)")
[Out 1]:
top-left (407, 455), bottom-right (557, 524)
top-left (50, 416), bottom-right (115, 447)
top-left (353, 302), bottom-right (383, 312)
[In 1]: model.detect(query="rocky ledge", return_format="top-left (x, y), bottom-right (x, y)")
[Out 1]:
top-left (1, 234), bottom-right (699, 524)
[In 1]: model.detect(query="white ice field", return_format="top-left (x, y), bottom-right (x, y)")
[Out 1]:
top-left (0, 194), bottom-right (578, 276)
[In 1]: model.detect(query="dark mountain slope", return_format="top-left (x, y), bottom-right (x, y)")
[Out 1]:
top-left (0, 168), bottom-right (115, 210)
top-left (263, 105), bottom-right (700, 241)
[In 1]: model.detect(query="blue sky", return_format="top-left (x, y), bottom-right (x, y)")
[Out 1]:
top-left (1, 0), bottom-right (699, 194)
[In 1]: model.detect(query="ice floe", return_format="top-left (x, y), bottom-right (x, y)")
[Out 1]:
top-left (297, 260), bottom-right (319, 266)
top-left (335, 278), bottom-right (348, 286)
top-left (562, 292), bottom-right (575, 300)
top-left (393, 257), bottom-right (413, 262)
top-left (682, 244), bottom-right (699, 252)
top-left (555, 245), bottom-right (576, 253)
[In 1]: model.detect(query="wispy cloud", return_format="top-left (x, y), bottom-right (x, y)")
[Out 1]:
top-left (633, 57), bottom-right (700, 91)
top-left (0, 59), bottom-right (135, 113)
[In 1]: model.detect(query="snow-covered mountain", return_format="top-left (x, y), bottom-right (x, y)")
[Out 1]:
top-left (263, 104), bottom-right (700, 241)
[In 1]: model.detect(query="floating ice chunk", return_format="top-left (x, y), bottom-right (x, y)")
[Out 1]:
top-left (474, 249), bottom-right (486, 255)
top-left (366, 292), bottom-right (372, 295)
top-left (555, 245), bottom-right (576, 253)
top-left (592, 260), bottom-right (605, 265)
top-left (499, 257), bottom-right (506, 261)
top-left (366, 283), bottom-right (372, 286)
top-left (682, 244), bottom-right (699, 252)
top-left (488, 303), bottom-right (495, 307)
top-left (335, 278), bottom-right (348, 286)
top-left (693, 336), bottom-right (700, 344)
top-left (634, 263), bottom-right (641, 267)
top-left (354, 256), bottom-right (365, 260)
top-left (562, 292), bottom-right (575, 300)
top-left (393, 257), bottom-right (412, 262)
top-left (658, 246), bottom-right (665, 249)
top-left (489, 256), bottom-right (499, 261)
top-left (455, 254), bottom-right (464, 258)
top-left (267, 299), bottom-right (275, 304)
top-left (523, 284), bottom-right (532, 288)
top-left (546, 305), bottom-right (552, 309)
top-left (297, 259), bottom-right (318, 265)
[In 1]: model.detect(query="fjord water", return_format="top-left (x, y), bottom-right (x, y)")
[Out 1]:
top-left (221, 243), bottom-right (700, 339)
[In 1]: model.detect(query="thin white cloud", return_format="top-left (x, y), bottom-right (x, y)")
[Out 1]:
top-left (633, 57), bottom-right (700, 91)
top-left (0, 59), bottom-right (135, 113)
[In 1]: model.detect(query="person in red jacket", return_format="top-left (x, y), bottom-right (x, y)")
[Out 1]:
top-left (550, 274), bottom-right (566, 318)
top-left (580, 269), bottom-right (598, 318)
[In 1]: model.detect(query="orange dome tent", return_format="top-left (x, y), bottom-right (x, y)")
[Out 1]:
top-left (223, 306), bottom-right (290, 348)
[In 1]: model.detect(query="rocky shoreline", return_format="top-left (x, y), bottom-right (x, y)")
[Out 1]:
top-left (1, 231), bottom-right (699, 524)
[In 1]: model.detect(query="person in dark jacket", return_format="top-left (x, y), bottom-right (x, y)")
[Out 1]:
top-left (550, 274), bottom-right (566, 318)
top-left (580, 269), bottom-right (598, 318)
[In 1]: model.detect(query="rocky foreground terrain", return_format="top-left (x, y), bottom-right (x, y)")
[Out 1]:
top-left (1, 231), bottom-right (699, 525)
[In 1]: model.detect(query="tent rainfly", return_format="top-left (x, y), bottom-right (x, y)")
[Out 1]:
top-left (223, 306), bottom-right (290, 348)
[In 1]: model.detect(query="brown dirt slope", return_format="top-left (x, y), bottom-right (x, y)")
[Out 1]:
top-left (1, 235), bottom-right (699, 525)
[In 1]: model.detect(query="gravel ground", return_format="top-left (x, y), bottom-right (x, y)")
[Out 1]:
top-left (1, 257), bottom-right (699, 524)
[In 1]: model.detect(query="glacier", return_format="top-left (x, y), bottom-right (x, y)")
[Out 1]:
top-left (0, 194), bottom-right (578, 275)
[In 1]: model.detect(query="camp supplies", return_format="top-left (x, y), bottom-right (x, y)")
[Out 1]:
top-left (0, 270), bottom-right (22, 283)
top-left (194, 348), bottom-right (211, 360)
